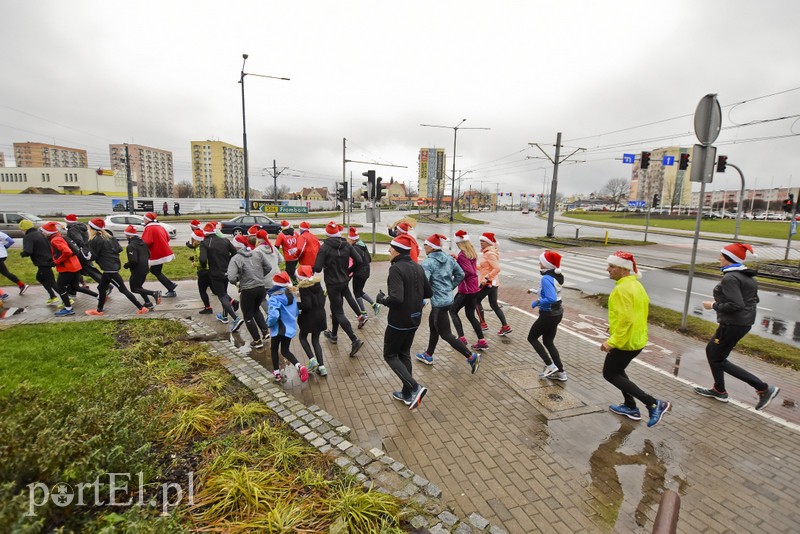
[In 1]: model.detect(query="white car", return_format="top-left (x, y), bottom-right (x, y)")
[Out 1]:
top-left (103, 214), bottom-right (177, 239)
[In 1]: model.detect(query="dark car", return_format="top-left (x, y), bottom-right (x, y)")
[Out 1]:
top-left (219, 215), bottom-right (281, 236)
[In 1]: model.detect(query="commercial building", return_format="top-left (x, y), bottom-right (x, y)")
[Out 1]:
top-left (13, 142), bottom-right (88, 168)
top-left (191, 140), bottom-right (245, 199)
top-left (418, 148), bottom-right (446, 201)
top-left (629, 146), bottom-right (692, 209)
top-left (109, 144), bottom-right (174, 198)
top-left (0, 167), bottom-right (134, 195)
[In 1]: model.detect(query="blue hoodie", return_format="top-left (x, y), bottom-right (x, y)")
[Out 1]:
top-left (532, 270), bottom-right (564, 314)
top-left (421, 250), bottom-right (464, 308)
top-left (267, 286), bottom-right (299, 338)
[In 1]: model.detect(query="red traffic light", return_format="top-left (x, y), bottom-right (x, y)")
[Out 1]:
top-left (716, 155), bottom-right (728, 173)
top-left (678, 153), bottom-right (690, 170)
top-left (640, 151), bottom-right (651, 169)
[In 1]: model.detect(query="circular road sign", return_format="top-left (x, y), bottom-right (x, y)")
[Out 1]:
top-left (694, 93), bottom-right (722, 145)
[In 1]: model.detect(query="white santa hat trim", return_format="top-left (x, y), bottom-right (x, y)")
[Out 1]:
top-left (453, 231), bottom-right (470, 243)
top-left (606, 252), bottom-right (641, 278)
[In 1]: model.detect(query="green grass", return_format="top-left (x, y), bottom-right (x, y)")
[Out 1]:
top-left (408, 212), bottom-right (487, 225)
top-left (562, 211), bottom-right (794, 240)
top-left (587, 294), bottom-right (800, 370)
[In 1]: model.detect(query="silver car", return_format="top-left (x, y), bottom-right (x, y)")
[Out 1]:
top-left (0, 212), bottom-right (44, 237)
top-left (103, 214), bottom-right (177, 239)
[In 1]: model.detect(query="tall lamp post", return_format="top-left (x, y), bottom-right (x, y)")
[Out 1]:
top-left (239, 53), bottom-right (289, 214)
top-left (421, 119), bottom-right (490, 220)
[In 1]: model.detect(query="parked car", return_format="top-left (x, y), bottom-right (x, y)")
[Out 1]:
top-left (219, 215), bottom-right (281, 236)
top-left (0, 212), bottom-right (44, 237)
top-left (103, 214), bottom-right (177, 239)
top-left (703, 211), bottom-right (723, 219)
top-left (722, 210), bottom-right (737, 219)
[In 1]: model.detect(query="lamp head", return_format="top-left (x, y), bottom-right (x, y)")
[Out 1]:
top-left (243, 53), bottom-right (249, 59)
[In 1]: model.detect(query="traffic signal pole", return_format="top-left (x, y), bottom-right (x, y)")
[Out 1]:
top-left (727, 163), bottom-right (746, 241)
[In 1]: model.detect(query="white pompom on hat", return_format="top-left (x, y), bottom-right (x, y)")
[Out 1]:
top-left (539, 250), bottom-right (562, 273)
top-left (347, 227), bottom-right (359, 240)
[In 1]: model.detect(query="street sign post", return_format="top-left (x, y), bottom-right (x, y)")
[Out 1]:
top-left (689, 144), bottom-right (717, 183)
top-left (662, 156), bottom-right (675, 166)
top-left (622, 153), bottom-right (636, 164)
top-left (628, 200), bottom-right (646, 209)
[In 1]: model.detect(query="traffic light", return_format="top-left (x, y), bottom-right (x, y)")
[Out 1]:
top-left (653, 193), bottom-right (660, 207)
top-left (375, 177), bottom-right (383, 202)
top-left (716, 155), bottom-right (727, 173)
top-left (678, 153), bottom-right (690, 170)
top-left (361, 170), bottom-right (375, 200)
top-left (337, 181), bottom-right (348, 202)
top-left (784, 194), bottom-right (795, 213)
top-left (640, 151), bottom-right (651, 169)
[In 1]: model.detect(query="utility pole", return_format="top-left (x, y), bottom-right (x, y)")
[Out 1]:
top-left (262, 161), bottom-right (288, 204)
top-left (530, 133), bottom-right (585, 237)
top-left (124, 144), bottom-right (134, 214)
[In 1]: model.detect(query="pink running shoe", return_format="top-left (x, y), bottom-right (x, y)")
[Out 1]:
top-left (298, 365), bottom-right (309, 383)
top-left (458, 336), bottom-right (468, 346)
top-left (471, 339), bottom-right (489, 351)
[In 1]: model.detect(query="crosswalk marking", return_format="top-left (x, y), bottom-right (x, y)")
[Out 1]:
top-left (499, 253), bottom-right (651, 287)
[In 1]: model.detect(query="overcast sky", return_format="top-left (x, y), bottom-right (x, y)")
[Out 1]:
top-left (2, 0), bottom-right (799, 198)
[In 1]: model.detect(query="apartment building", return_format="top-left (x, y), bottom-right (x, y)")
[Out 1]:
top-left (190, 140), bottom-right (245, 199)
top-left (629, 146), bottom-right (693, 208)
top-left (110, 144), bottom-right (174, 198)
top-left (13, 142), bottom-right (88, 168)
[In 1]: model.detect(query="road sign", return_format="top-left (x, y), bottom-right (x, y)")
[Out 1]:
top-left (622, 153), bottom-right (635, 164)
top-left (628, 200), bottom-right (646, 208)
top-left (694, 94), bottom-right (722, 145)
top-left (689, 144), bottom-right (717, 183)
top-left (662, 156), bottom-right (675, 166)
top-left (791, 220), bottom-right (798, 236)
top-left (416, 198), bottom-right (424, 205)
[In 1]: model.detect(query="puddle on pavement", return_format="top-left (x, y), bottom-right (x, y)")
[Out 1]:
top-left (547, 415), bottom-right (687, 532)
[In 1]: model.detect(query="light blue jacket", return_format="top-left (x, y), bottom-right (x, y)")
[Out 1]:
top-left (267, 286), bottom-right (298, 338)
top-left (532, 272), bottom-right (562, 313)
top-left (421, 250), bottom-right (464, 308)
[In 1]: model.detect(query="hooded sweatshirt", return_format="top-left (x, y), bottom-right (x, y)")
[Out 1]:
top-left (313, 236), bottom-right (361, 287)
top-left (297, 276), bottom-right (327, 333)
top-left (421, 250), bottom-right (464, 308)
top-left (532, 270), bottom-right (564, 315)
top-left (227, 247), bottom-right (272, 290)
top-left (254, 242), bottom-right (281, 286)
top-left (267, 286), bottom-right (298, 338)
top-left (298, 230), bottom-right (320, 267)
top-left (478, 244), bottom-right (501, 287)
top-left (606, 275), bottom-right (649, 351)
top-left (455, 252), bottom-right (479, 294)
top-left (21, 228), bottom-right (55, 267)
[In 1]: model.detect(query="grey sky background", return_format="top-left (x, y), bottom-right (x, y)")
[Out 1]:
top-left (2, 0), bottom-right (799, 198)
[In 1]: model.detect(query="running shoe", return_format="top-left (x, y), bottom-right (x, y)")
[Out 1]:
top-left (272, 370), bottom-right (283, 382)
top-left (471, 339), bottom-right (489, 351)
top-left (415, 352), bottom-right (434, 365)
top-left (609, 404), bottom-right (641, 421)
top-left (230, 317), bottom-right (244, 333)
top-left (357, 314), bottom-right (369, 329)
top-left (480, 321), bottom-right (489, 331)
top-left (19, 284), bottom-right (30, 295)
top-left (55, 308), bottom-right (75, 317)
top-left (298, 365), bottom-right (309, 383)
top-left (250, 339), bottom-right (264, 349)
top-left (164, 290), bottom-right (177, 298)
top-left (647, 400), bottom-right (671, 428)
top-left (694, 386), bottom-right (729, 403)
top-left (216, 313), bottom-right (230, 324)
top-left (458, 336), bottom-right (468, 347)
top-left (323, 330), bottom-right (338, 344)
top-left (349, 338), bottom-right (364, 357)
top-left (468, 353), bottom-right (480, 374)
top-left (46, 296), bottom-right (60, 306)
top-left (372, 302), bottom-right (381, 316)
top-left (409, 385), bottom-right (427, 410)
top-left (0, 293), bottom-right (9, 302)
top-left (550, 371), bottom-right (568, 381)
top-left (498, 325), bottom-right (513, 336)
top-left (155, 291), bottom-right (163, 305)
top-left (539, 364), bottom-right (558, 379)
top-left (755, 386), bottom-right (780, 411)
top-left (392, 391), bottom-right (412, 405)
top-left (199, 306), bottom-right (213, 314)
top-left (307, 358), bottom-right (319, 373)
top-left (136, 307), bottom-right (150, 315)
top-left (85, 309), bottom-right (104, 316)
top-left (317, 366), bottom-right (328, 376)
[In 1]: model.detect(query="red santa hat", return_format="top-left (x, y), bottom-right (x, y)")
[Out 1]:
top-left (607, 250), bottom-right (641, 277)
top-left (539, 250), bottom-right (562, 273)
top-left (64, 214), bottom-right (78, 223)
top-left (124, 225), bottom-right (139, 237)
top-left (143, 212), bottom-right (158, 222)
top-left (190, 229), bottom-right (205, 242)
top-left (396, 222), bottom-right (411, 234)
top-left (272, 271), bottom-right (292, 287)
top-left (453, 229), bottom-right (470, 243)
top-left (299, 221), bottom-right (311, 231)
top-left (347, 227), bottom-right (359, 240)
top-left (247, 225), bottom-right (260, 236)
top-left (280, 220), bottom-right (291, 230)
top-left (233, 235), bottom-right (251, 250)
top-left (203, 222), bottom-right (217, 235)
top-left (424, 234), bottom-right (447, 250)
top-left (721, 242), bottom-right (755, 264)
top-left (325, 221), bottom-right (342, 237)
top-left (256, 229), bottom-right (269, 241)
top-left (390, 233), bottom-right (415, 253)
top-left (296, 265), bottom-right (314, 280)
top-left (40, 221), bottom-right (60, 235)
top-left (479, 232), bottom-right (497, 245)
top-left (190, 219), bottom-right (201, 229)
top-left (88, 218), bottom-right (105, 230)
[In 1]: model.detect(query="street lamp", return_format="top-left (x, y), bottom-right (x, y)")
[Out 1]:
top-left (239, 53), bottom-right (290, 214)
top-left (420, 119), bottom-right (490, 220)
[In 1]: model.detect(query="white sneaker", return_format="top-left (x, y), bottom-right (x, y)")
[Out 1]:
top-left (539, 364), bottom-right (558, 378)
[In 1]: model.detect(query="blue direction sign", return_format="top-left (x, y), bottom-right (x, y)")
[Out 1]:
top-left (622, 153), bottom-right (636, 164)
top-left (628, 200), bottom-right (647, 208)
top-left (662, 156), bottom-right (675, 166)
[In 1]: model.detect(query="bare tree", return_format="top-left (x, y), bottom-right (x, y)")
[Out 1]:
top-left (601, 178), bottom-right (630, 210)
top-left (174, 180), bottom-right (194, 198)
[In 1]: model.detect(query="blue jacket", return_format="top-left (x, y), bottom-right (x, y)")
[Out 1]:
top-left (267, 286), bottom-right (298, 338)
top-left (421, 251), bottom-right (464, 308)
top-left (532, 271), bottom-right (563, 315)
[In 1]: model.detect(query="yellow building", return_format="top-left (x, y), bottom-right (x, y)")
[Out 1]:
top-left (0, 167), bottom-right (134, 195)
top-left (630, 146), bottom-right (692, 209)
top-left (13, 142), bottom-right (88, 168)
top-left (191, 140), bottom-right (245, 199)
top-left (297, 187), bottom-right (330, 201)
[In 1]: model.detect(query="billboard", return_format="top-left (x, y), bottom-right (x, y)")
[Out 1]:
top-left (419, 148), bottom-right (445, 199)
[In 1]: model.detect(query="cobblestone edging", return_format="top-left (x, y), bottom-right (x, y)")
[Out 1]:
top-left (180, 317), bottom-right (508, 534)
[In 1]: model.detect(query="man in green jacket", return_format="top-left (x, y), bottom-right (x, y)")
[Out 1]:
top-left (601, 251), bottom-right (671, 428)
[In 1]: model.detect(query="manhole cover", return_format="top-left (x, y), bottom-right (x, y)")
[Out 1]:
top-left (548, 393), bottom-right (563, 402)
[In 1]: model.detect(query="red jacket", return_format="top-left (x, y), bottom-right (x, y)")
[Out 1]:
top-left (50, 234), bottom-right (82, 273)
top-left (274, 230), bottom-right (304, 262)
top-left (141, 223), bottom-right (174, 266)
top-left (298, 231), bottom-right (320, 267)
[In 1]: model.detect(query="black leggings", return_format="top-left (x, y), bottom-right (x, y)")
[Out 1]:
top-left (240, 286), bottom-right (268, 341)
top-left (299, 330), bottom-right (324, 365)
top-left (602, 348), bottom-right (656, 409)
top-left (384, 326), bottom-right (419, 396)
top-left (271, 335), bottom-right (299, 371)
top-left (196, 270), bottom-right (212, 308)
top-left (211, 276), bottom-right (237, 319)
top-left (706, 324), bottom-right (767, 392)
top-left (426, 305), bottom-right (472, 358)
top-left (57, 271), bottom-right (98, 307)
top-left (352, 275), bottom-right (374, 312)
top-left (285, 260), bottom-right (298, 282)
top-left (450, 292), bottom-right (484, 339)
top-left (327, 284), bottom-right (356, 341)
top-left (36, 266), bottom-right (57, 298)
top-left (528, 312), bottom-right (563, 370)
top-left (149, 263), bottom-right (176, 292)
top-left (0, 258), bottom-right (21, 285)
top-left (475, 285), bottom-right (507, 326)
top-left (130, 270), bottom-right (159, 305)
top-left (97, 272), bottom-right (143, 311)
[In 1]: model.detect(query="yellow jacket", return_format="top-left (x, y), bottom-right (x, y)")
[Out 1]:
top-left (607, 275), bottom-right (649, 351)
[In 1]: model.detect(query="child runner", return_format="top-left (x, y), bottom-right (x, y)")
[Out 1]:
top-left (267, 271), bottom-right (309, 383)
top-left (40, 222), bottom-right (98, 316)
top-left (0, 230), bottom-right (29, 295)
top-left (227, 235), bottom-right (272, 349)
top-left (253, 229), bottom-right (280, 318)
top-left (19, 219), bottom-right (58, 304)
top-left (529, 250), bottom-right (567, 381)
top-left (416, 233), bottom-right (480, 372)
top-left (449, 230), bottom-right (487, 351)
top-left (476, 232), bottom-right (512, 336)
top-left (123, 225), bottom-right (162, 310)
top-left (296, 264), bottom-right (328, 376)
top-left (85, 218), bottom-right (149, 316)
top-left (185, 228), bottom-right (213, 313)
